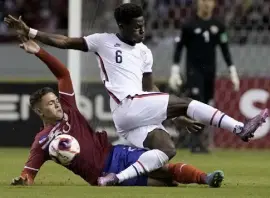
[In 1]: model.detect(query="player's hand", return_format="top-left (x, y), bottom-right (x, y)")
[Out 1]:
top-left (19, 37), bottom-right (40, 54)
top-left (4, 15), bottom-right (30, 37)
top-left (173, 116), bottom-right (205, 133)
top-left (11, 176), bottom-right (28, 186)
top-left (229, 66), bottom-right (240, 91)
top-left (168, 64), bottom-right (182, 92)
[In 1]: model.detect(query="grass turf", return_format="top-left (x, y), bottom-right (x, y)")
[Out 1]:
top-left (0, 148), bottom-right (269, 198)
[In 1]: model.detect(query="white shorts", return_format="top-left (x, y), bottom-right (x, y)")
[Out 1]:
top-left (112, 92), bottom-right (169, 148)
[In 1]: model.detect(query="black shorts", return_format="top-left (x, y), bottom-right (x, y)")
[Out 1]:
top-left (185, 67), bottom-right (215, 104)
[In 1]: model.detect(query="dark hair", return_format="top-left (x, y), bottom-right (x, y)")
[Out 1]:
top-left (29, 87), bottom-right (55, 109)
top-left (114, 3), bottom-right (143, 25)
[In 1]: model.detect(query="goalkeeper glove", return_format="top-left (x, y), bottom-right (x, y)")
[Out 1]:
top-left (168, 64), bottom-right (182, 92)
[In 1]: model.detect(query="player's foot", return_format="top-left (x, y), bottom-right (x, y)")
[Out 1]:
top-left (97, 173), bottom-right (119, 186)
top-left (206, 170), bottom-right (224, 188)
top-left (237, 109), bottom-right (269, 142)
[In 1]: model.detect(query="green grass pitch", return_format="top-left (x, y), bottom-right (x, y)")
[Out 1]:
top-left (0, 148), bottom-right (269, 198)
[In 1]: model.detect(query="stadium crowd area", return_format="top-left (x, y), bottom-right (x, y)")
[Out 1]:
top-left (0, 0), bottom-right (269, 43)
top-left (0, 0), bottom-right (68, 42)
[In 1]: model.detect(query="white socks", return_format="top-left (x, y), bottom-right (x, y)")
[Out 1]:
top-left (187, 100), bottom-right (244, 134)
top-left (116, 149), bottom-right (169, 183)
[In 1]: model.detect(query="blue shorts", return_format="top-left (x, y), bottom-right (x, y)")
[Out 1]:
top-left (102, 145), bottom-right (148, 186)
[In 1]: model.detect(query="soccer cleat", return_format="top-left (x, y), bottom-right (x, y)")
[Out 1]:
top-left (237, 109), bottom-right (269, 142)
top-left (206, 170), bottom-right (224, 188)
top-left (97, 173), bottom-right (119, 186)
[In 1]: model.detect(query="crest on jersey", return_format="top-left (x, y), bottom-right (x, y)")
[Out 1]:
top-left (39, 135), bottom-right (48, 144)
top-left (220, 32), bottom-right (228, 43)
top-left (210, 25), bottom-right (219, 34)
top-left (194, 28), bottom-right (202, 34)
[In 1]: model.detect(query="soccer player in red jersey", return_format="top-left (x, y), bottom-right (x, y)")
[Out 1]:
top-left (11, 39), bottom-right (223, 187)
top-left (11, 38), bottom-right (112, 186)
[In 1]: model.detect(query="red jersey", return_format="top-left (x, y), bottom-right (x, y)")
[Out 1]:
top-left (20, 49), bottom-right (112, 185)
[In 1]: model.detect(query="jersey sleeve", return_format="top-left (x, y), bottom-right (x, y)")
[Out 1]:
top-left (35, 48), bottom-right (77, 108)
top-left (142, 49), bottom-right (153, 73)
top-left (58, 85), bottom-right (77, 109)
top-left (20, 139), bottom-right (48, 185)
top-left (83, 33), bottom-right (103, 52)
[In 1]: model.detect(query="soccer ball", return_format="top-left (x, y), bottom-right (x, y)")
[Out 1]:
top-left (49, 134), bottom-right (80, 166)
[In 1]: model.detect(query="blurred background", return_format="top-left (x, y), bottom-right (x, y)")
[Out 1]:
top-left (0, 0), bottom-right (270, 149)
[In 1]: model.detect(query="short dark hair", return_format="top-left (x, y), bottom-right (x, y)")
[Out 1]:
top-left (29, 87), bottom-right (55, 109)
top-left (114, 3), bottom-right (143, 25)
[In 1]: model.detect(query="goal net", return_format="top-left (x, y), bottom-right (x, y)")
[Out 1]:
top-left (77, 0), bottom-right (270, 148)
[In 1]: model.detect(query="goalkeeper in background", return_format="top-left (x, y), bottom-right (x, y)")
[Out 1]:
top-left (169, 0), bottom-right (240, 153)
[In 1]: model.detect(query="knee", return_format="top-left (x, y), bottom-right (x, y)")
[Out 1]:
top-left (166, 148), bottom-right (177, 160)
top-left (144, 129), bottom-right (177, 159)
top-left (159, 144), bottom-right (176, 160)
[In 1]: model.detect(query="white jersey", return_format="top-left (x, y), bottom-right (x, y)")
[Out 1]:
top-left (83, 33), bottom-right (153, 111)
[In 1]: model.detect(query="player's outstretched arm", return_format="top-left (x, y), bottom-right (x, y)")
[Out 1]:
top-left (34, 47), bottom-right (74, 94)
top-left (36, 31), bottom-right (87, 51)
top-left (4, 15), bottom-right (88, 51)
top-left (19, 38), bottom-right (74, 95)
top-left (11, 139), bottom-right (47, 186)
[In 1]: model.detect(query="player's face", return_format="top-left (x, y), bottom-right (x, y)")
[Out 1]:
top-left (197, 0), bottom-right (215, 15)
top-left (121, 16), bottom-right (145, 43)
top-left (38, 92), bottom-right (64, 121)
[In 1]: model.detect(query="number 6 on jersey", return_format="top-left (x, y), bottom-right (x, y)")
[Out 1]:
top-left (115, 50), bottom-right (122, 63)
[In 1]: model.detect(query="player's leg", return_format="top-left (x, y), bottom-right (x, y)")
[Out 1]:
top-left (148, 163), bottom-right (224, 188)
top-left (143, 128), bottom-right (176, 159)
top-left (168, 68), bottom-right (268, 141)
top-left (167, 94), bottom-right (268, 142)
top-left (110, 128), bottom-right (176, 182)
top-left (98, 144), bottom-right (223, 187)
top-left (113, 128), bottom-right (175, 185)
top-left (99, 145), bottom-right (147, 186)
top-left (167, 163), bottom-right (224, 187)
top-left (98, 144), bottom-right (175, 187)
top-left (98, 131), bottom-right (177, 187)
top-left (99, 144), bottom-right (163, 186)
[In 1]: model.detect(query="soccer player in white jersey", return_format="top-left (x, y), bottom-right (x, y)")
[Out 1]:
top-left (5, 3), bottom-right (269, 186)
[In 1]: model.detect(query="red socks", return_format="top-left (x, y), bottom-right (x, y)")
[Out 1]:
top-left (167, 163), bottom-right (207, 184)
